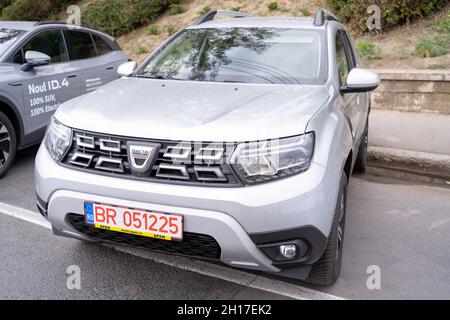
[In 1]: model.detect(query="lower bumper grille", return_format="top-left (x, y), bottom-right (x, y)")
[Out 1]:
top-left (67, 214), bottom-right (221, 260)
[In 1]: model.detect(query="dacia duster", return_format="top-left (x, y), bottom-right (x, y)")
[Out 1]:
top-left (35, 10), bottom-right (380, 285)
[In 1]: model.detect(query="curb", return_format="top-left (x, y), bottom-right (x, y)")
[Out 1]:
top-left (367, 146), bottom-right (450, 186)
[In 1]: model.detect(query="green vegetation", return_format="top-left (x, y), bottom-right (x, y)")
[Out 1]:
top-left (398, 48), bottom-right (410, 60)
top-left (146, 24), bottom-right (159, 35)
top-left (1, 0), bottom-right (71, 21)
top-left (432, 16), bottom-right (450, 33)
top-left (136, 45), bottom-right (148, 54)
top-left (355, 41), bottom-right (378, 61)
top-left (168, 3), bottom-right (183, 16)
top-left (199, 6), bottom-right (211, 15)
top-left (416, 35), bottom-right (449, 58)
top-left (325, 0), bottom-right (448, 32)
top-left (415, 16), bottom-right (450, 58)
top-left (267, 2), bottom-right (279, 11)
top-left (0, 0), bottom-right (11, 11)
top-left (165, 24), bottom-right (177, 36)
top-left (81, 0), bottom-right (167, 37)
top-left (299, 6), bottom-right (311, 17)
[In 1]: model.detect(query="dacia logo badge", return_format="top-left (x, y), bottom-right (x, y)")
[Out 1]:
top-left (127, 142), bottom-right (160, 175)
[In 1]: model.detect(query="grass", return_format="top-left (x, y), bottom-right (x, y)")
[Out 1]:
top-left (299, 6), bottom-right (311, 16)
top-left (166, 24), bottom-right (177, 36)
top-left (398, 48), bottom-right (410, 60)
top-left (145, 24), bottom-right (159, 35)
top-left (136, 46), bottom-right (148, 54)
top-left (415, 16), bottom-right (450, 58)
top-left (168, 3), bottom-right (183, 15)
top-left (199, 5), bottom-right (211, 15)
top-left (432, 15), bottom-right (450, 33)
top-left (267, 2), bottom-right (279, 11)
top-left (355, 41), bottom-right (379, 61)
top-left (415, 35), bottom-right (449, 57)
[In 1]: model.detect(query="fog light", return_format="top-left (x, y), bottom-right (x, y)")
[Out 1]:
top-left (279, 244), bottom-right (297, 259)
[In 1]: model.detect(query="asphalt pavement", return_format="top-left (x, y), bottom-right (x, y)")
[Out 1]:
top-left (1, 146), bottom-right (450, 300)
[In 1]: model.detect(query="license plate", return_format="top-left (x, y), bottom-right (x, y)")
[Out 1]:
top-left (84, 202), bottom-right (183, 241)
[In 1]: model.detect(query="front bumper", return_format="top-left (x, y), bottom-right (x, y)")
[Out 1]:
top-left (35, 144), bottom-right (341, 277)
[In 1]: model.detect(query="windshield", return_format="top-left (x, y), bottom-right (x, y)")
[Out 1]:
top-left (0, 28), bottom-right (25, 57)
top-left (138, 28), bottom-right (325, 85)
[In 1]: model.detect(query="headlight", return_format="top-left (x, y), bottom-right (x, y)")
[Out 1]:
top-left (231, 133), bottom-right (315, 184)
top-left (44, 117), bottom-right (72, 162)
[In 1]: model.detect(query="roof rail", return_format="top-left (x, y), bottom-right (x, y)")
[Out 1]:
top-left (313, 8), bottom-right (338, 26)
top-left (35, 21), bottom-right (70, 26)
top-left (194, 9), bottom-right (252, 26)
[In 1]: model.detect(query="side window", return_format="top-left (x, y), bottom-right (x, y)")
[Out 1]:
top-left (64, 30), bottom-right (97, 60)
top-left (341, 32), bottom-right (357, 69)
top-left (22, 30), bottom-right (67, 63)
top-left (335, 32), bottom-right (351, 87)
top-left (10, 49), bottom-right (24, 64)
top-left (93, 34), bottom-right (112, 56)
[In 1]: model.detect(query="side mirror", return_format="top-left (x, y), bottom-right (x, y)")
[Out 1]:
top-left (341, 68), bottom-right (380, 94)
top-left (21, 51), bottom-right (51, 71)
top-left (117, 61), bottom-right (138, 77)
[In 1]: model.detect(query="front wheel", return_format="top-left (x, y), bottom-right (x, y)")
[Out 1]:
top-left (0, 111), bottom-right (17, 179)
top-left (354, 120), bottom-right (369, 172)
top-left (306, 172), bottom-right (348, 286)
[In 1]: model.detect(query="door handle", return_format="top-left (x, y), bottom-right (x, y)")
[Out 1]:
top-left (106, 66), bottom-right (114, 70)
top-left (8, 81), bottom-right (22, 86)
top-left (68, 74), bottom-right (77, 79)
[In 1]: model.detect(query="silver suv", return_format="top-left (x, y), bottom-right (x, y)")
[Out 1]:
top-left (0, 22), bottom-right (128, 178)
top-left (35, 10), bottom-right (380, 286)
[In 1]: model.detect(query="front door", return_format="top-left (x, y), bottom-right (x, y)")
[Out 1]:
top-left (19, 30), bottom-right (80, 137)
top-left (336, 31), bottom-right (361, 143)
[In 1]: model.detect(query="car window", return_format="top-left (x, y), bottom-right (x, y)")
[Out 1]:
top-left (64, 30), bottom-right (97, 60)
top-left (336, 32), bottom-right (351, 87)
top-left (341, 32), bottom-right (357, 69)
top-left (0, 28), bottom-right (25, 59)
top-left (138, 28), bottom-right (325, 85)
top-left (9, 49), bottom-right (24, 64)
top-left (22, 30), bottom-right (67, 64)
top-left (93, 34), bottom-right (112, 56)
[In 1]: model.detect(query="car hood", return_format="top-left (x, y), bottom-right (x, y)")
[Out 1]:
top-left (56, 77), bottom-right (330, 142)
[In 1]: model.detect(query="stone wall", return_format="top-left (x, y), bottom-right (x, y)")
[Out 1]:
top-left (372, 69), bottom-right (450, 115)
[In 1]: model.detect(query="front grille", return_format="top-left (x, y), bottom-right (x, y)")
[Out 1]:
top-left (67, 214), bottom-right (221, 260)
top-left (62, 130), bottom-right (243, 186)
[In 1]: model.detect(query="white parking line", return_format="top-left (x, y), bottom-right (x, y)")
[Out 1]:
top-left (0, 202), bottom-right (51, 229)
top-left (0, 201), bottom-right (344, 300)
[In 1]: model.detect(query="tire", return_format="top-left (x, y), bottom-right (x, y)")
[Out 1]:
top-left (354, 119), bottom-right (368, 172)
top-left (306, 172), bottom-right (348, 286)
top-left (0, 111), bottom-right (17, 179)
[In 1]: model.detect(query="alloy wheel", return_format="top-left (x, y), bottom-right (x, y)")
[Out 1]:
top-left (336, 191), bottom-right (346, 260)
top-left (0, 121), bottom-right (11, 168)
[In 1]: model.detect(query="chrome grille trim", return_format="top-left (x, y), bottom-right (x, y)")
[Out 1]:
top-left (69, 152), bottom-right (94, 167)
top-left (99, 139), bottom-right (121, 153)
top-left (195, 148), bottom-right (224, 162)
top-left (76, 134), bottom-right (95, 148)
top-left (95, 156), bottom-right (124, 173)
top-left (62, 130), bottom-right (243, 187)
top-left (194, 166), bottom-right (227, 182)
top-left (163, 146), bottom-right (191, 160)
top-left (156, 163), bottom-right (190, 180)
